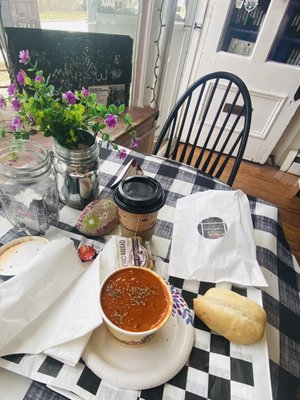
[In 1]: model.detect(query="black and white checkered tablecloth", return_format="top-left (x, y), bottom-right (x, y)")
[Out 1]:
top-left (0, 146), bottom-right (299, 400)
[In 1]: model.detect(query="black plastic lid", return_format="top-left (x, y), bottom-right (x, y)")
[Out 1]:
top-left (113, 176), bottom-right (166, 214)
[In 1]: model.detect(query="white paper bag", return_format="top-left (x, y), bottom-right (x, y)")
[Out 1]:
top-left (169, 190), bottom-right (267, 287)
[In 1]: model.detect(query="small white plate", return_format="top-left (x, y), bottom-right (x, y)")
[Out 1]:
top-left (83, 285), bottom-right (194, 390)
top-left (0, 236), bottom-right (49, 276)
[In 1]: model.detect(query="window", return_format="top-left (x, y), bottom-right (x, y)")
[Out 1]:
top-left (219, 0), bottom-right (271, 57)
top-left (0, 0), bottom-right (141, 102)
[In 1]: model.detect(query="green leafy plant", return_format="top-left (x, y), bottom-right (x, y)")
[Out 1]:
top-left (0, 49), bottom-right (141, 158)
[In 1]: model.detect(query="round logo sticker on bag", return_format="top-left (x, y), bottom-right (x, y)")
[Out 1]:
top-left (198, 217), bottom-right (228, 239)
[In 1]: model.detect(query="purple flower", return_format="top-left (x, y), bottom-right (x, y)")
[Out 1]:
top-left (63, 91), bottom-right (76, 105)
top-left (19, 49), bottom-right (30, 64)
top-left (11, 98), bottom-right (21, 111)
top-left (35, 75), bottom-right (44, 83)
top-left (0, 95), bottom-right (6, 109)
top-left (17, 70), bottom-right (25, 86)
top-left (7, 83), bottom-right (16, 96)
top-left (105, 114), bottom-right (117, 128)
top-left (117, 148), bottom-right (127, 160)
top-left (28, 114), bottom-right (35, 124)
top-left (8, 116), bottom-right (22, 132)
top-left (81, 87), bottom-right (90, 97)
top-left (130, 137), bottom-right (142, 149)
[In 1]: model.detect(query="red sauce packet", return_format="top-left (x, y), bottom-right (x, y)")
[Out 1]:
top-left (77, 244), bottom-right (97, 262)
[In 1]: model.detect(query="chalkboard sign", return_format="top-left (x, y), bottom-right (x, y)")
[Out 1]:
top-left (5, 27), bottom-right (133, 105)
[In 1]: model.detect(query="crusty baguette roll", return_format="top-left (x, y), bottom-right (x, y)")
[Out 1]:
top-left (193, 288), bottom-right (267, 344)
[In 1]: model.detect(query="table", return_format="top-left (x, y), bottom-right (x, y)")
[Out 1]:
top-left (107, 106), bottom-right (158, 154)
top-left (0, 106), bottom-right (158, 155)
top-left (0, 145), bottom-right (299, 400)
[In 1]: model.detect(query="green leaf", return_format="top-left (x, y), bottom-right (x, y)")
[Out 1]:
top-left (102, 133), bottom-right (110, 142)
top-left (17, 107), bottom-right (25, 115)
top-left (123, 114), bottom-right (132, 124)
top-left (89, 93), bottom-right (97, 102)
top-left (108, 104), bottom-right (117, 114)
top-left (21, 132), bottom-right (30, 140)
top-left (90, 108), bottom-right (98, 117)
top-left (92, 122), bottom-right (100, 133)
top-left (47, 85), bottom-right (55, 95)
top-left (55, 112), bottom-right (64, 122)
top-left (43, 130), bottom-right (52, 137)
top-left (117, 104), bottom-right (125, 114)
top-left (44, 108), bottom-right (53, 116)
top-left (130, 130), bottom-right (137, 138)
top-left (24, 76), bottom-right (32, 86)
top-left (96, 103), bottom-right (107, 114)
top-left (87, 95), bottom-right (96, 105)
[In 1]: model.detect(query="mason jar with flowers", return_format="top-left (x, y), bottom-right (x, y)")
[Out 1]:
top-left (0, 49), bottom-right (141, 209)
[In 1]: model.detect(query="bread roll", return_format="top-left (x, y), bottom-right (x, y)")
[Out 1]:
top-left (193, 288), bottom-right (267, 344)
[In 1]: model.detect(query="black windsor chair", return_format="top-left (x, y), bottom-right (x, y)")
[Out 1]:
top-left (152, 71), bottom-right (252, 186)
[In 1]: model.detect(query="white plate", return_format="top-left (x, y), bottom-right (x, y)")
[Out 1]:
top-left (0, 236), bottom-right (49, 276)
top-left (83, 285), bottom-right (194, 390)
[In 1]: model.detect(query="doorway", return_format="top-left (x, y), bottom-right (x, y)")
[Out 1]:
top-left (177, 0), bottom-right (300, 163)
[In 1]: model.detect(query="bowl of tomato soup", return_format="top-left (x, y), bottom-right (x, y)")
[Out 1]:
top-left (100, 266), bottom-right (173, 346)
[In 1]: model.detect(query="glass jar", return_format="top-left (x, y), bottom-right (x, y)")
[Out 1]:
top-left (52, 139), bottom-right (100, 210)
top-left (0, 140), bottom-right (59, 235)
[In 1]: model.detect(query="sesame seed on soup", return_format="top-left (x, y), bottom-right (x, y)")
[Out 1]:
top-left (100, 267), bottom-right (171, 332)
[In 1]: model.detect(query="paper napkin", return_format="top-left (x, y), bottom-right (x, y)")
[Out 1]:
top-left (169, 190), bottom-right (268, 287)
top-left (0, 238), bottom-right (102, 366)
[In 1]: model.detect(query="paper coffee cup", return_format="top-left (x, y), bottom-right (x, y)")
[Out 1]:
top-left (113, 176), bottom-right (166, 240)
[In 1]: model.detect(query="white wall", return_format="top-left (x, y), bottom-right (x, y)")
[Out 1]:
top-left (273, 107), bottom-right (300, 167)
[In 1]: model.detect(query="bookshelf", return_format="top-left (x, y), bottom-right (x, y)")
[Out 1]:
top-left (219, 0), bottom-right (300, 66)
top-left (268, 0), bottom-right (300, 66)
top-left (220, 0), bottom-right (271, 56)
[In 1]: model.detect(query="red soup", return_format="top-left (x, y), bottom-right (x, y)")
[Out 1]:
top-left (100, 267), bottom-right (171, 332)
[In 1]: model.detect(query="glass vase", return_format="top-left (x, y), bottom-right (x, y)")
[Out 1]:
top-left (0, 140), bottom-right (59, 235)
top-left (52, 138), bottom-right (100, 210)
